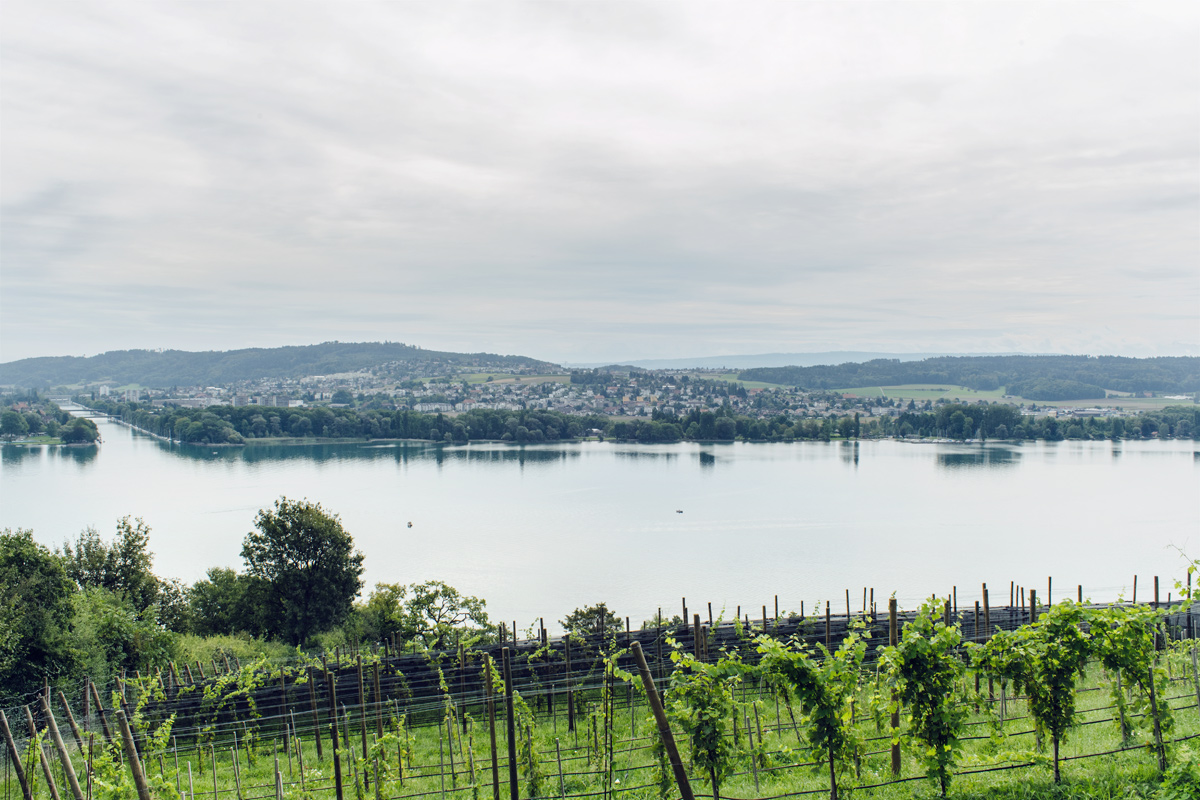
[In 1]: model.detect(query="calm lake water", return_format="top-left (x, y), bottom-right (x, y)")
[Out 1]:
top-left (2, 414), bottom-right (1197, 633)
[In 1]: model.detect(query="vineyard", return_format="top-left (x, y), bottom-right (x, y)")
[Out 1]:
top-left (3, 588), bottom-right (1199, 800)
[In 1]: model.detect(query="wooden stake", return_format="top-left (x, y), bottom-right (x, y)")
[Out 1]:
top-left (308, 667), bottom-right (323, 761)
top-left (825, 601), bottom-right (831, 647)
top-left (0, 711), bottom-right (32, 800)
top-left (889, 599), bottom-right (900, 777)
top-left (24, 705), bottom-right (61, 800)
top-left (88, 682), bottom-right (113, 747)
top-left (114, 710), bottom-right (151, 800)
top-left (1148, 665), bottom-right (1166, 772)
top-left (486, 655), bottom-right (499, 800)
top-left (39, 694), bottom-right (84, 800)
top-left (1191, 647), bottom-right (1200, 724)
top-left (357, 656), bottom-right (368, 763)
top-left (502, 648), bottom-right (519, 800)
top-left (328, 674), bottom-right (344, 800)
top-left (630, 642), bottom-right (694, 800)
top-left (56, 692), bottom-right (85, 753)
top-left (374, 662), bottom-right (384, 741)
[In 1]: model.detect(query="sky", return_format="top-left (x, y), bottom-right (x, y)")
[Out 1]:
top-left (2, 2), bottom-right (1197, 365)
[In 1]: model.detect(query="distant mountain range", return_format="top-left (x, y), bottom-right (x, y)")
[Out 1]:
top-left (0, 342), bottom-right (555, 388)
top-left (3, 342), bottom-right (1197, 400)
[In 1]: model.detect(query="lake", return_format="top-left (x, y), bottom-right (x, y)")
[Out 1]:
top-left (2, 414), bottom-right (1197, 633)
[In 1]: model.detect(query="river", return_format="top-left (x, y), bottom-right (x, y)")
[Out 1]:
top-left (1, 414), bottom-right (1196, 633)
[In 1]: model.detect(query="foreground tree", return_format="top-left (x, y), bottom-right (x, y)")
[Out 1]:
top-left (189, 567), bottom-right (268, 637)
top-left (241, 498), bottom-right (364, 644)
top-left (60, 517), bottom-right (161, 613)
top-left (0, 529), bottom-right (78, 695)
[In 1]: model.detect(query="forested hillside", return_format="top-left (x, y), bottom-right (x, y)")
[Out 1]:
top-left (0, 341), bottom-right (557, 388)
top-left (739, 355), bottom-right (1199, 397)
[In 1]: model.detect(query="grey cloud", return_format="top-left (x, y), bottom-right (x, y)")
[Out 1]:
top-left (1, 1), bottom-right (1196, 363)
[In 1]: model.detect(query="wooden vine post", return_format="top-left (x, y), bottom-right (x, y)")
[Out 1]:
top-left (889, 598), bottom-right (900, 776)
top-left (486, 654), bottom-right (500, 800)
top-left (24, 704), bottom-right (61, 800)
top-left (982, 584), bottom-right (993, 701)
top-left (630, 641), bottom-right (694, 800)
top-left (502, 647), bottom-right (519, 800)
top-left (56, 691), bottom-right (85, 753)
top-left (114, 710), bottom-right (152, 800)
top-left (565, 636), bottom-right (575, 733)
top-left (89, 680), bottom-right (115, 747)
top-left (328, 673), bottom-right (345, 800)
top-left (825, 602), bottom-right (831, 647)
top-left (1148, 666), bottom-right (1167, 773)
top-left (308, 666), bottom-right (324, 761)
top-left (357, 656), bottom-right (368, 765)
top-left (39, 693), bottom-right (85, 800)
top-left (0, 709), bottom-right (32, 800)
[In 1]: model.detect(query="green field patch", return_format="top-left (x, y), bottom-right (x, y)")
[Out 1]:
top-left (837, 386), bottom-right (885, 398)
top-left (844, 384), bottom-right (1011, 401)
top-left (714, 372), bottom-right (785, 389)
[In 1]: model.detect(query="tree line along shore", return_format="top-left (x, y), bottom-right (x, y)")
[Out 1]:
top-left (38, 394), bottom-right (1200, 446)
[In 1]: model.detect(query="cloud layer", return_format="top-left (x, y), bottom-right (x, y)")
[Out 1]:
top-left (2, 2), bottom-right (1197, 363)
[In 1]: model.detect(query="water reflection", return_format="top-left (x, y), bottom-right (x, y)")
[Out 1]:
top-left (62, 445), bottom-right (99, 465)
top-left (0, 445), bottom-right (36, 465)
top-left (840, 440), bottom-right (860, 468)
top-left (613, 449), bottom-right (679, 461)
top-left (936, 446), bottom-right (1020, 469)
top-left (698, 451), bottom-right (716, 468)
top-left (163, 440), bottom-right (589, 468)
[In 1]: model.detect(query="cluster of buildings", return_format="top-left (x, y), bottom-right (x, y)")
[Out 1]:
top-left (83, 367), bottom-right (1157, 425)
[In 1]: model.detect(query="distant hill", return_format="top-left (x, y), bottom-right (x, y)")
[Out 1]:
top-left (0, 342), bottom-right (558, 389)
top-left (569, 351), bottom-right (971, 370)
top-left (739, 355), bottom-right (1200, 398)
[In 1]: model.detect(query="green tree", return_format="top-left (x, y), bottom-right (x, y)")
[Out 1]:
top-left (189, 567), bottom-right (265, 637)
top-left (69, 588), bottom-right (178, 689)
top-left (60, 417), bottom-right (100, 444)
top-left (560, 602), bottom-right (621, 639)
top-left (402, 580), bottom-right (490, 650)
top-left (1, 410), bottom-right (29, 440)
top-left (0, 529), bottom-right (78, 696)
top-left (60, 517), bottom-right (160, 613)
top-left (241, 498), bottom-right (365, 644)
top-left (357, 582), bottom-right (410, 642)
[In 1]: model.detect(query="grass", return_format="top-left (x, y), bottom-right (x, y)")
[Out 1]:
top-left (453, 374), bottom-right (572, 386)
top-left (838, 385), bottom-right (1013, 401)
top-left (23, 639), bottom-right (1198, 800)
top-left (712, 373), bottom-right (787, 390)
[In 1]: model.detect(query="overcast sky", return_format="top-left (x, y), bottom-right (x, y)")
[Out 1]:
top-left (2, 2), bottom-right (1197, 365)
